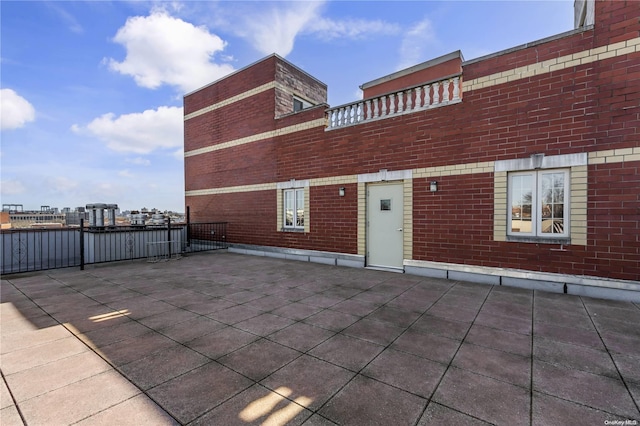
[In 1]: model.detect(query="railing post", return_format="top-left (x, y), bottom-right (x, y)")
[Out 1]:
top-left (186, 206), bottom-right (191, 248)
top-left (80, 219), bottom-right (85, 270)
top-left (167, 217), bottom-right (172, 259)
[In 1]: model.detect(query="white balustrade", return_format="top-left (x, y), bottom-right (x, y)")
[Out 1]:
top-left (326, 75), bottom-right (462, 130)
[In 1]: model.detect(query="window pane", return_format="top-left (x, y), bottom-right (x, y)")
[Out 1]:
top-left (284, 191), bottom-right (293, 227)
top-left (295, 189), bottom-right (304, 227)
top-left (511, 174), bottom-right (533, 233)
top-left (540, 172), bottom-right (565, 234)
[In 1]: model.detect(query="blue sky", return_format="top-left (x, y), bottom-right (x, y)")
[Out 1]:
top-left (1, 0), bottom-right (574, 212)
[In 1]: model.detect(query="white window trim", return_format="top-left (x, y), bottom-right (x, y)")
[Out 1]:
top-left (283, 188), bottom-right (305, 230)
top-left (507, 169), bottom-right (570, 239)
top-left (277, 179), bottom-right (310, 233)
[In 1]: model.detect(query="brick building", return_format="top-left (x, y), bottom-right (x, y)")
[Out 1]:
top-left (184, 0), bottom-right (640, 301)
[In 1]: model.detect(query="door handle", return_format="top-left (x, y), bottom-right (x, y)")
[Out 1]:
top-left (397, 228), bottom-right (403, 231)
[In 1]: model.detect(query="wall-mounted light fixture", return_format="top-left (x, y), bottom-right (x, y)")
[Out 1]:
top-left (430, 181), bottom-right (438, 192)
top-left (339, 187), bottom-right (345, 197)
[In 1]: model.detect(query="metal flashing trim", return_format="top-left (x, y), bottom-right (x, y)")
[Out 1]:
top-left (403, 259), bottom-right (640, 292)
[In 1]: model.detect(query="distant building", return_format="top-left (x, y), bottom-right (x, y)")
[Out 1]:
top-left (184, 0), bottom-right (639, 299)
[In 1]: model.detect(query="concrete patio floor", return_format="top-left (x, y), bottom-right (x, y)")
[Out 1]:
top-left (1, 251), bottom-right (639, 425)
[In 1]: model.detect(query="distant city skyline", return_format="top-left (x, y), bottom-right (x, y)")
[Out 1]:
top-left (1, 1), bottom-right (574, 212)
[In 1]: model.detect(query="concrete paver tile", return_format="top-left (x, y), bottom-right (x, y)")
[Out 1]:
top-left (245, 295), bottom-right (291, 312)
top-left (76, 394), bottom-right (179, 426)
top-left (410, 314), bottom-right (471, 341)
top-left (1, 377), bottom-right (14, 410)
top-left (417, 402), bottom-right (492, 425)
top-left (137, 308), bottom-right (199, 330)
top-left (77, 320), bottom-right (150, 349)
top-left (271, 302), bottom-right (323, 321)
top-left (348, 290), bottom-right (394, 306)
top-left (187, 326), bottom-right (258, 359)
top-left (465, 324), bottom-right (532, 357)
top-left (452, 342), bottom-right (531, 388)
top-left (234, 313), bottom-right (296, 337)
top-left (302, 414), bottom-right (339, 425)
top-left (0, 405), bottom-right (23, 426)
top-left (300, 294), bottom-right (344, 309)
top-left (95, 331), bottom-right (178, 366)
top-left (592, 316), bottom-right (640, 340)
top-left (224, 290), bottom-right (268, 304)
top-left (600, 330), bottom-right (640, 355)
top-left (391, 329), bottom-right (460, 364)
top-left (1, 324), bottom-right (71, 354)
top-left (330, 299), bottom-right (378, 317)
top-left (261, 355), bottom-right (354, 410)
top-left (190, 384), bottom-right (312, 426)
top-left (480, 300), bottom-right (531, 319)
top-left (341, 318), bottom-right (404, 346)
top-left (474, 311), bottom-right (532, 335)
top-left (148, 362), bottom-right (253, 424)
top-left (268, 322), bottom-right (335, 352)
top-left (182, 298), bottom-right (236, 315)
top-left (0, 336), bottom-right (89, 375)
top-left (433, 367), bottom-right (530, 426)
top-left (319, 375), bottom-right (427, 426)
top-left (118, 345), bottom-right (210, 390)
top-left (159, 316), bottom-right (226, 343)
top-left (533, 305), bottom-right (595, 330)
top-left (303, 309), bottom-right (359, 332)
top-left (207, 305), bottom-right (263, 325)
top-left (534, 321), bottom-right (606, 350)
top-left (366, 305), bottom-right (420, 328)
top-left (385, 293), bottom-right (437, 313)
top-left (278, 287), bottom-right (316, 302)
top-left (362, 348), bottom-right (446, 398)
top-left (0, 314), bottom-right (58, 335)
top-left (309, 334), bottom-right (384, 372)
top-left (611, 353), bottom-right (640, 384)
top-left (533, 360), bottom-right (639, 418)
top-left (19, 370), bottom-right (140, 426)
top-left (5, 351), bottom-right (111, 402)
top-left (218, 339), bottom-right (301, 381)
top-left (533, 337), bottom-right (618, 378)
top-left (531, 391), bottom-right (629, 426)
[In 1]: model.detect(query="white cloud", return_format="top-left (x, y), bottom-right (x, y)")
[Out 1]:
top-left (73, 106), bottom-right (183, 154)
top-left (306, 17), bottom-right (400, 41)
top-left (397, 18), bottom-right (437, 71)
top-left (0, 179), bottom-right (27, 196)
top-left (125, 157), bottom-right (151, 166)
top-left (107, 10), bottom-right (234, 93)
top-left (48, 3), bottom-right (84, 34)
top-left (236, 2), bottom-right (323, 56)
top-left (1, 89), bottom-right (36, 130)
top-left (118, 169), bottom-right (135, 178)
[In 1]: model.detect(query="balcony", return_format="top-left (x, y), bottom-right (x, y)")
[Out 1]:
top-left (326, 74), bottom-right (461, 130)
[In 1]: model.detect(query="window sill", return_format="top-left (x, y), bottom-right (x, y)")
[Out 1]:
top-left (280, 228), bottom-right (305, 233)
top-left (506, 236), bottom-right (570, 244)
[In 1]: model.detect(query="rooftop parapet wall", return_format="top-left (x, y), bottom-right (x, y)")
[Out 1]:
top-left (184, 56), bottom-right (278, 116)
top-left (274, 59), bottom-right (327, 118)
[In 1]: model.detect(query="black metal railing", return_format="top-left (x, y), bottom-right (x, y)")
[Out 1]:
top-left (1, 220), bottom-right (229, 274)
top-left (1, 227), bottom-right (82, 274)
top-left (186, 222), bottom-right (228, 252)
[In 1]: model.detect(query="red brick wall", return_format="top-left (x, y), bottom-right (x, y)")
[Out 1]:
top-left (184, 56), bottom-right (276, 115)
top-left (187, 184), bottom-right (358, 254)
top-left (185, 1), bottom-right (640, 281)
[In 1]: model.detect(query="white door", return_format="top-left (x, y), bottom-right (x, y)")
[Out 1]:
top-left (367, 182), bottom-right (404, 269)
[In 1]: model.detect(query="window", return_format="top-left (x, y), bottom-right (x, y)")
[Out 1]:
top-left (293, 95), bottom-right (313, 113)
top-left (508, 169), bottom-right (569, 238)
top-left (284, 188), bottom-right (304, 229)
